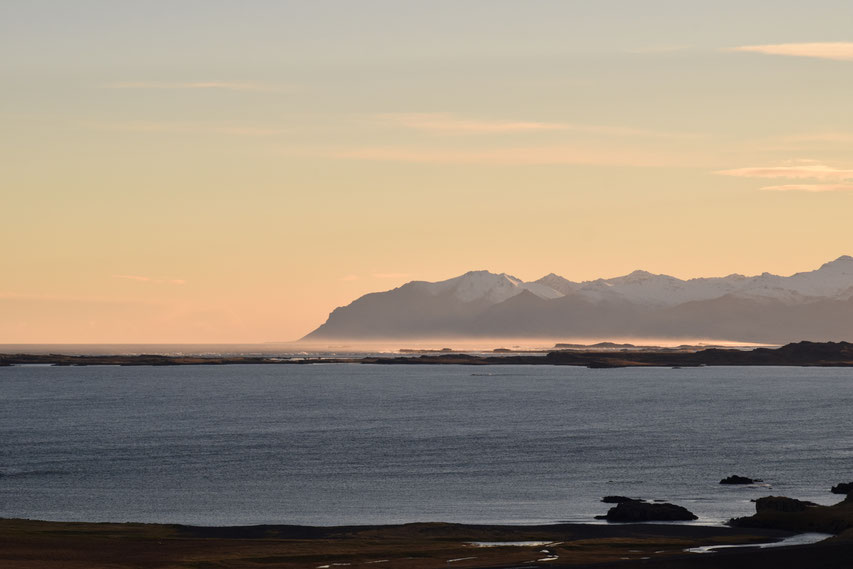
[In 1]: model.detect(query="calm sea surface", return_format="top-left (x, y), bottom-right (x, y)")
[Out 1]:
top-left (1, 364), bottom-right (851, 526)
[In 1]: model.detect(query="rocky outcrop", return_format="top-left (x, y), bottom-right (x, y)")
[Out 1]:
top-left (599, 500), bottom-right (697, 522)
top-left (720, 475), bottom-right (757, 485)
top-left (730, 494), bottom-right (853, 534)
top-left (601, 496), bottom-right (638, 504)
top-left (831, 482), bottom-right (853, 495)
top-left (754, 496), bottom-right (817, 513)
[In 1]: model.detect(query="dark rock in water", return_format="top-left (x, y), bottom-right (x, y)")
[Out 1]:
top-left (754, 496), bottom-right (817, 513)
top-left (601, 501), bottom-right (697, 522)
top-left (586, 360), bottom-right (625, 368)
top-left (601, 496), bottom-right (639, 504)
top-left (831, 482), bottom-right (853, 495)
top-left (720, 475), bottom-right (756, 485)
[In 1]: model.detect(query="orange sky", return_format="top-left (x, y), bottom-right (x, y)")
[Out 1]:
top-left (3, 1), bottom-right (853, 343)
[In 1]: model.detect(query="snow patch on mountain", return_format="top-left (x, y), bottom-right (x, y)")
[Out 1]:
top-left (433, 256), bottom-right (853, 308)
top-left (426, 270), bottom-right (563, 303)
top-left (544, 255), bottom-right (853, 307)
top-left (304, 256), bottom-right (853, 341)
top-left (535, 273), bottom-right (581, 296)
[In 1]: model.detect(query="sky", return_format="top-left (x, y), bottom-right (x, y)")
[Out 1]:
top-left (3, 0), bottom-right (853, 343)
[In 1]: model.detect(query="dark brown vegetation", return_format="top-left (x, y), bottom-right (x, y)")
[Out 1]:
top-left (0, 518), bottom-right (826, 569)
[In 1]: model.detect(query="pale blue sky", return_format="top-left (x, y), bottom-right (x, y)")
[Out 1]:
top-left (5, 1), bottom-right (853, 69)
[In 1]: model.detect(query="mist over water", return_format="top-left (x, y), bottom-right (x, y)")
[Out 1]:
top-left (1, 364), bottom-right (851, 526)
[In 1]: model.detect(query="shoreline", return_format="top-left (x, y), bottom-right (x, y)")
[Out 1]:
top-left (2, 517), bottom-right (843, 569)
top-left (3, 340), bottom-right (853, 368)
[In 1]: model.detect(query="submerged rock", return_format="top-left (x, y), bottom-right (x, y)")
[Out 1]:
top-left (720, 475), bottom-right (757, 485)
top-left (600, 500), bottom-right (698, 522)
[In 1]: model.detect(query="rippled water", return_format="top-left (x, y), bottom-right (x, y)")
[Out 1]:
top-left (1, 364), bottom-right (851, 526)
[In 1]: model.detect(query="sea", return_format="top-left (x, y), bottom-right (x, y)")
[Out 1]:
top-left (1, 363), bottom-right (851, 527)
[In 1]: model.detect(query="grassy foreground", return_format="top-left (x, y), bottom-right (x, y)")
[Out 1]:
top-left (2, 517), bottom-right (851, 569)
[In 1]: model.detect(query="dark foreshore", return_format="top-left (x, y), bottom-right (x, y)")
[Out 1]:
top-left (3, 340), bottom-right (853, 368)
top-left (3, 488), bottom-right (853, 568)
top-left (1, 515), bottom-right (851, 569)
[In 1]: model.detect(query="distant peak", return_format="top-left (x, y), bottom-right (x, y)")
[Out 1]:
top-left (456, 270), bottom-right (519, 282)
top-left (627, 270), bottom-right (654, 277)
top-left (537, 272), bottom-right (571, 283)
top-left (818, 255), bottom-right (853, 271)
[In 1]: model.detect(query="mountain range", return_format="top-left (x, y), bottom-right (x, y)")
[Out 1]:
top-left (303, 256), bottom-right (853, 343)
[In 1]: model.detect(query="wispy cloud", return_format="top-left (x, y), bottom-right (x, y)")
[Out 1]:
top-left (340, 274), bottom-right (360, 282)
top-left (376, 113), bottom-right (699, 139)
top-left (760, 184), bottom-right (853, 192)
top-left (298, 145), bottom-right (687, 167)
top-left (104, 81), bottom-right (285, 92)
top-left (626, 45), bottom-right (691, 54)
top-left (730, 42), bottom-right (853, 61)
top-left (112, 275), bottom-right (186, 285)
top-left (716, 163), bottom-right (853, 181)
top-left (0, 291), bottom-right (164, 305)
top-left (90, 120), bottom-right (289, 137)
top-left (380, 113), bottom-right (566, 134)
top-left (716, 161), bottom-right (853, 192)
top-left (781, 132), bottom-right (853, 143)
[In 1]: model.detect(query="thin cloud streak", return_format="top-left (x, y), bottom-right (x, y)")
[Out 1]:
top-left (377, 113), bottom-right (700, 139)
top-left (112, 275), bottom-right (186, 285)
top-left (715, 164), bottom-right (853, 181)
top-left (303, 145), bottom-right (688, 167)
top-left (104, 81), bottom-right (285, 92)
top-left (90, 121), bottom-right (289, 137)
top-left (625, 45), bottom-right (692, 54)
top-left (0, 291), bottom-right (164, 305)
top-left (381, 113), bottom-right (566, 133)
top-left (781, 132), bottom-right (853, 143)
top-left (730, 42), bottom-right (853, 61)
top-left (760, 184), bottom-right (853, 192)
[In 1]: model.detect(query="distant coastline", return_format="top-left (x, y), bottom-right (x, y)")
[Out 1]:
top-left (3, 340), bottom-right (852, 368)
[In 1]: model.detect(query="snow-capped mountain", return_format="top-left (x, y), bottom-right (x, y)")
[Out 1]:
top-left (425, 270), bottom-right (563, 303)
top-left (303, 256), bottom-right (853, 343)
top-left (546, 255), bottom-right (853, 307)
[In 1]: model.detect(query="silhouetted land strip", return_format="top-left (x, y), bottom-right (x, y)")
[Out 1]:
top-left (3, 516), bottom-right (851, 569)
top-left (4, 341), bottom-right (853, 368)
top-left (731, 493), bottom-right (853, 534)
